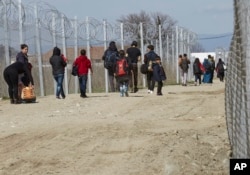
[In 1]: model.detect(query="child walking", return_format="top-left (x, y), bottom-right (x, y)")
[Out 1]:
top-left (114, 50), bottom-right (130, 97)
top-left (153, 56), bottom-right (166, 96)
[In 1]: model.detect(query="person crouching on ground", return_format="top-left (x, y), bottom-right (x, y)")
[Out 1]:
top-left (3, 61), bottom-right (34, 104)
top-left (114, 50), bottom-right (130, 97)
top-left (153, 56), bottom-right (166, 96)
top-left (73, 49), bottom-right (93, 98)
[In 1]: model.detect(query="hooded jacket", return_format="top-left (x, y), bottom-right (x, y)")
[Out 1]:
top-left (49, 47), bottom-right (67, 75)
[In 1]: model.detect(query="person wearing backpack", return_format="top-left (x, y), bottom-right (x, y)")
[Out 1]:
top-left (114, 50), bottom-right (129, 97)
top-left (179, 53), bottom-right (190, 86)
top-left (153, 56), bottom-right (166, 96)
top-left (102, 41), bottom-right (119, 92)
top-left (73, 49), bottom-right (93, 98)
top-left (144, 45), bottom-right (158, 94)
top-left (126, 41), bottom-right (141, 93)
top-left (216, 58), bottom-right (225, 82)
top-left (193, 58), bottom-right (203, 86)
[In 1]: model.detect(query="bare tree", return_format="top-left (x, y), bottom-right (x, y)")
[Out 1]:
top-left (191, 42), bottom-right (205, 52)
top-left (117, 10), bottom-right (177, 45)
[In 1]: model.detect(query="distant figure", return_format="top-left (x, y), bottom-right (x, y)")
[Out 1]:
top-left (144, 45), bottom-right (158, 94)
top-left (193, 58), bottom-right (203, 86)
top-left (208, 55), bottom-right (215, 83)
top-left (202, 58), bottom-right (212, 84)
top-left (179, 53), bottom-right (190, 86)
top-left (126, 41), bottom-right (141, 93)
top-left (73, 49), bottom-right (93, 98)
top-left (216, 58), bottom-right (225, 82)
top-left (3, 62), bottom-right (34, 104)
top-left (102, 41), bottom-right (119, 92)
top-left (114, 50), bottom-right (130, 97)
top-left (49, 47), bottom-right (67, 99)
top-left (153, 56), bottom-right (166, 96)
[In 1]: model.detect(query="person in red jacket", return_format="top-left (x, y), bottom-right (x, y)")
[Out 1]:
top-left (73, 49), bottom-right (93, 98)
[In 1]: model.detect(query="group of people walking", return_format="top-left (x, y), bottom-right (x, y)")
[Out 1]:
top-left (102, 41), bottom-right (166, 97)
top-left (179, 54), bottom-right (226, 86)
top-left (3, 42), bottom-right (226, 104)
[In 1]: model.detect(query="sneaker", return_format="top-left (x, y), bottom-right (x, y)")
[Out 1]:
top-left (157, 92), bottom-right (163, 96)
top-left (56, 96), bottom-right (61, 99)
top-left (150, 90), bottom-right (153, 94)
top-left (147, 90), bottom-right (151, 94)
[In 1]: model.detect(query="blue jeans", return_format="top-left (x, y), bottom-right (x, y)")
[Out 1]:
top-left (79, 75), bottom-right (88, 96)
top-left (54, 74), bottom-right (65, 98)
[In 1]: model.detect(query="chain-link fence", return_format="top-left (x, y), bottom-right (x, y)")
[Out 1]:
top-left (0, 0), bottom-right (197, 97)
top-left (226, 0), bottom-right (250, 158)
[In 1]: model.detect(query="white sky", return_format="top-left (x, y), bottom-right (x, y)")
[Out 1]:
top-left (32, 0), bottom-right (234, 35)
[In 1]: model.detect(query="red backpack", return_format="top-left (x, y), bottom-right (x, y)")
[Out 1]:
top-left (116, 58), bottom-right (128, 76)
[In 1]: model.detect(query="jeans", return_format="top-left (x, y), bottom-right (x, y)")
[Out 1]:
top-left (54, 74), bottom-right (65, 98)
top-left (79, 75), bottom-right (88, 96)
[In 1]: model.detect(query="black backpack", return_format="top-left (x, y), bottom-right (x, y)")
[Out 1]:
top-left (193, 63), bottom-right (202, 74)
top-left (104, 50), bottom-right (117, 69)
top-left (217, 63), bottom-right (224, 73)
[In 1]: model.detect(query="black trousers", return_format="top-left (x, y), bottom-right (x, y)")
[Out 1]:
top-left (157, 81), bottom-right (163, 94)
top-left (129, 63), bottom-right (138, 89)
top-left (147, 71), bottom-right (155, 91)
top-left (4, 69), bottom-right (19, 100)
top-left (218, 72), bottom-right (224, 82)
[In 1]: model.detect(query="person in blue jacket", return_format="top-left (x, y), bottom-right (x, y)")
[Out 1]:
top-left (153, 56), bottom-right (166, 96)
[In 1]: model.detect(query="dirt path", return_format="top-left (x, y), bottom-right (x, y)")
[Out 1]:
top-left (0, 80), bottom-right (230, 175)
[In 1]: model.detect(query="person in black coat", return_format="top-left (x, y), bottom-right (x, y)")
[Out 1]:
top-left (193, 58), bottom-right (203, 86)
top-left (4, 62), bottom-right (34, 104)
top-left (153, 56), bottom-right (166, 96)
top-left (216, 58), bottom-right (225, 82)
top-left (49, 47), bottom-right (67, 99)
top-left (102, 41), bottom-right (119, 92)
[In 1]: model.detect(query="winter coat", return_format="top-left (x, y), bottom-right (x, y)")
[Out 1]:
top-left (193, 62), bottom-right (203, 75)
top-left (49, 47), bottom-right (67, 75)
top-left (73, 55), bottom-right (92, 76)
top-left (153, 63), bottom-right (166, 82)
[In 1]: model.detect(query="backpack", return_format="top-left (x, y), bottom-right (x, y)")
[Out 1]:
top-left (217, 63), bottom-right (224, 73)
top-left (104, 50), bottom-right (117, 69)
top-left (116, 59), bottom-right (128, 76)
top-left (204, 62), bottom-right (212, 71)
top-left (146, 52), bottom-right (157, 71)
top-left (71, 65), bottom-right (78, 76)
top-left (140, 64), bottom-right (148, 74)
top-left (181, 58), bottom-right (189, 71)
top-left (193, 63), bottom-right (202, 74)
